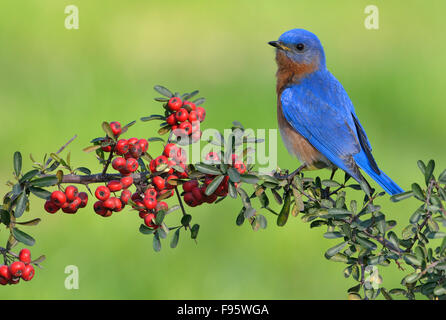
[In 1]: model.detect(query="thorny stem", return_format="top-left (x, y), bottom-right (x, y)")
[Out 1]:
top-left (174, 186), bottom-right (190, 231)
top-left (43, 135), bottom-right (77, 170)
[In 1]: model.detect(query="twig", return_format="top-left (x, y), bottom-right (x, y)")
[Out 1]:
top-left (44, 135), bottom-right (77, 169)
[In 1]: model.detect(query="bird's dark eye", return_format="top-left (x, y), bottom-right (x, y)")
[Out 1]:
top-left (296, 43), bottom-right (305, 51)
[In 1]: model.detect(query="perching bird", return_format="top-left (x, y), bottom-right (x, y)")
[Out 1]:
top-left (269, 29), bottom-right (403, 195)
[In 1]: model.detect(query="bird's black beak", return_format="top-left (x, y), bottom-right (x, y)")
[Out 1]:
top-left (268, 41), bottom-right (280, 48)
top-left (268, 41), bottom-right (290, 51)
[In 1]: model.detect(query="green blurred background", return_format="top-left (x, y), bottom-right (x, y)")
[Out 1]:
top-left (0, 0), bottom-right (445, 299)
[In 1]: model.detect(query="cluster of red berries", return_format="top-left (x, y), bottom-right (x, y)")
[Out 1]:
top-left (0, 249), bottom-right (35, 285)
top-left (165, 97), bottom-right (205, 141)
top-left (44, 186), bottom-right (88, 214)
top-left (131, 189), bottom-right (169, 229)
top-left (182, 153), bottom-right (247, 207)
top-left (94, 121), bottom-right (151, 217)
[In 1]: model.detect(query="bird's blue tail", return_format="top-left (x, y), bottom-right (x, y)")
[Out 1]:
top-left (353, 152), bottom-right (404, 196)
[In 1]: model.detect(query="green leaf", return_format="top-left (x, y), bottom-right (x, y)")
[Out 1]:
top-left (140, 114), bottom-right (165, 122)
top-left (170, 228), bottom-right (180, 248)
top-left (236, 208), bottom-right (245, 226)
top-left (321, 179), bottom-right (341, 188)
top-left (139, 224), bottom-right (154, 235)
top-left (329, 253), bottom-right (349, 263)
top-left (390, 191), bottom-right (414, 202)
top-left (101, 121), bottom-right (116, 140)
top-left (29, 176), bottom-right (58, 187)
top-left (155, 211), bottom-right (166, 225)
top-left (325, 241), bottom-right (347, 258)
top-left (15, 218), bottom-right (41, 226)
top-left (19, 169), bottom-right (39, 183)
top-left (277, 191), bottom-right (291, 227)
top-left (193, 97), bottom-right (206, 105)
top-left (427, 231), bottom-right (446, 239)
top-left (356, 237), bottom-right (377, 251)
top-left (75, 167), bottom-right (91, 175)
top-left (433, 285), bottom-right (446, 296)
top-left (323, 232), bottom-right (343, 239)
top-left (153, 233), bottom-right (161, 252)
top-left (327, 208), bottom-right (352, 216)
top-left (403, 253), bottom-right (422, 267)
top-left (411, 183), bottom-right (424, 200)
top-left (257, 214), bottom-right (267, 229)
top-left (0, 209), bottom-right (10, 226)
top-left (15, 192), bottom-right (27, 218)
top-left (181, 214), bottom-right (192, 227)
top-left (205, 175), bottom-right (225, 196)
top-left (195, 163), bottom-right (222, 176)
top-left (153, 85), bottom-right (173, 98)
top-left (13, 151), bottom-right (22, 177)
top-left (12, 228), bottom-right (35, 246)
top-left (438, 169), bottom-right (446, 184)
top-left (227, 167), bottom-right (240, 183)
top-left (402, 272), bottom-right (421, 285)
top-left (28, 186), bottom-right (51, 200)
top-left (228, 182), bottom-right (237, 199)
top-left (191, 224), bottom-right (200, 239)
top-left (244, 207), bottom-right (256, 219)
top-left (425, 159), bottom-right (435, 185)
top-left (417, 160), bottom-right (426, 175)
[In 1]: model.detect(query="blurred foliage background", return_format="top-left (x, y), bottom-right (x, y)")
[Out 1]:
top-left (0, 0), bottom-right (445, 299)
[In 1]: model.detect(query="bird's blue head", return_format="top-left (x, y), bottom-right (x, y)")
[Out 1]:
top-left (269, 29), bottom-right (326, 70)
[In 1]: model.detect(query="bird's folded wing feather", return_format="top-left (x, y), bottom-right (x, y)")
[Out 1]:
top-left (280, 82), bottom-right (361, 171)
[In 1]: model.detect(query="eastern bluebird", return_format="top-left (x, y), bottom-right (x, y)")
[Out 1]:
top-left (269, 29), bottom-right (403, 195)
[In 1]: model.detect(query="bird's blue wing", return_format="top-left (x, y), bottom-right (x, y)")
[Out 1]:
top-left (280, 79), bottom-right (362, 177)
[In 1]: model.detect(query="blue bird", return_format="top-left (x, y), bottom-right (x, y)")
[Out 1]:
top-left (269, 29), bottom-right (403, 195)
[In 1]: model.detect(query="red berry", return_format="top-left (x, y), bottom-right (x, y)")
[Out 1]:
top-left (144, 213), bottom-right (157, 228)
top-left (164, 175), bottom-right (177, 189)
top-left (119, 168), bottom-right (131, 176)
top-left (163, 143), bottom-right (179, 158)
top-left (95, 186), bottom-right (111, 201)
top-left (153, 176), bottom-right (165, 190)
top-left (188, 110), bottom-right (198, 122)
top-left (175, 108), bottom-right (189, 122)
top-left (115, 139), bottom-right (129, 155)
top-left (107, 180), bottom-right (123, 192)
top-left (0, 277), bottom-right (8, 285)
top-left (183, 101), bottom-right (196, 111)
top-left (129, 144), bottom-right (142, 159)
top-left (149, 159), bottom-right (157, 173)
top-left (179, 121), bottom-right (192, 135)
top-left (103, 198), bottom-right (116, 210)
top-left (19, 248), bottom-right (31, 264)
top-left (94, 201), bottom-right (107, 216)
top-left (0, 265), bottom-right (11, 280)
top-left (143, 196), bottom-right (157, 210)
top-left (21, 264), bottom-right (34, 281)
top-left (183, 180), bottom-right (199, 193)
top-left (137, 139), bottom-right (149, 153)
top-left (78, 192), bottom-right (88, 208)
top-left (110, 121), bottom-right (122, 137)
top-left (101, 145), bottom-right (112, 152)
top-left (9, 261), bottom-right (25, 277)
top-left (154, 155), bottom-right (168, 168)
top-left (139, 210), bottom-right (149, 219)
top-left (113, 197), bottom-right (123, 212)
top-left (183, 192), bottom-right (196, 207)
top-left (112, 157), bottom-right (126, 171)
top-left (234, 161), bottom-right (247, 174)
top-left (44, 200), bottom-right (59, 214)
top-left (65, 186), bottom-right (78, 202)
top-left (156, 201), bottom-right (169, 212)
top-left (166, 114), bottom-right (177, 126)
top-left (50, 191), bottom-right (66, 207)
top-left (205, 193), bottom-right (218, 204)
top-left (126, 158), bottom-right (139, 172)
top-left (192, 187), bottom-right (204, 204)
top-left (120, 176), bottom-right (133, 189)
top-left (120, 190), bottom-right (132, 204)
top-left (65, 199), bottom-right (80, 214)
top-left (167, 97), bottom-right (182, 111)
top-left (131, 193), bottom-right (143, 202)
top-left (205, 152), bottom-right (220, 163)
top-left (127, 137), bottom-right (139, 147)
top-left (144, 188), bottom-right (157, 198)
top-left (196, 107), bottom-right (206, 122)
